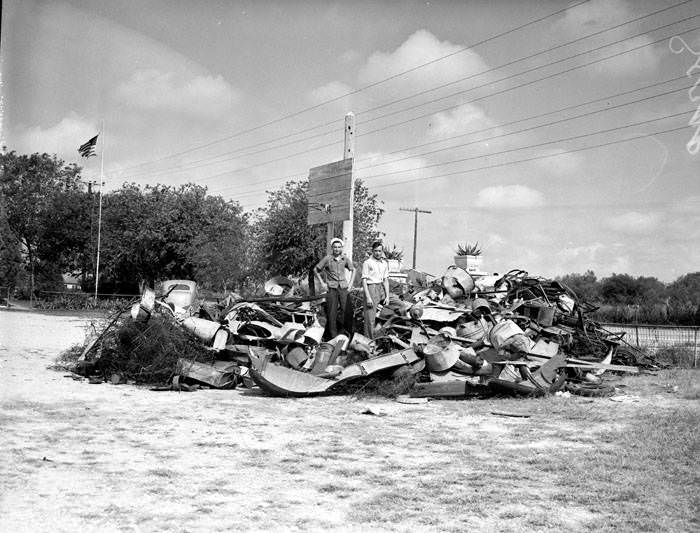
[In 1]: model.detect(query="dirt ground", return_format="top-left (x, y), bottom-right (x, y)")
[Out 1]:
top-left (1, 309), bottom-right (698, 533)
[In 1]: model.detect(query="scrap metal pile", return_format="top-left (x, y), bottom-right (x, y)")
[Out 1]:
top-left (76, 269), bottom-right (654, 398)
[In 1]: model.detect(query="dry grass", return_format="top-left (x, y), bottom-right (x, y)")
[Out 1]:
top-left (1, 311), bottom-right (699, 532)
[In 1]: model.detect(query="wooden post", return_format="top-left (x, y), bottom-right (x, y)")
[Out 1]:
top-left (694, 329), bottom-right (698, 368)
top-left (326, 222), bottom-right (334, 255)
top-left (342, 112), bottom-right (355, 262)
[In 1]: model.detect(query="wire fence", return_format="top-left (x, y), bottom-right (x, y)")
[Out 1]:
top-left (601, 323), bottom-right (699, 367)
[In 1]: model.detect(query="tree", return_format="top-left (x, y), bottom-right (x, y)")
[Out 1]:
top-left (668, 272), bottom-right (700, 324)
top-left (556, 270), bottom-right (600, 302)
top-left (0, 149), bottom-right (83, 293)
top-left (351, 179), bottom-right (384, 263)
top-left (253, 179), bottom-right (385, 281)
top-left (38, 188), bottom-right (93, 276)
top-left (98, 182), bottom-right (249, 292)
top-left (668, 272), bottom-right (700, 307)
top-left (599, 273), bottom-right (666, 305)
top-left (253, 180), bottom-right (325, 278)
top-left (0, 198), bottom-right (23, 290)
top-left (191, 195), bottom-right (249, 292)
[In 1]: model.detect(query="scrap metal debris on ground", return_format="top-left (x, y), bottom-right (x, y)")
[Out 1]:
top-left (71, 267), bottom-right (660, 399)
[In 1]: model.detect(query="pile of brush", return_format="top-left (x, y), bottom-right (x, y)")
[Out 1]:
top-left (65, 309), bottom-right (215, 384)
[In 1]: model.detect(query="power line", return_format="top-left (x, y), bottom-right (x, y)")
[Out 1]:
top-left (359, 110), bottom-right (691, 181)
top-left (247, 120), bottom-right (687, 211)
top-left (365, 123), bottom-right (689, 193)
top-left (355, 83), bottom-right (690, 172)
top-left (354, 0), bottom-right (694, 120)
top-left (303, 84), bottom-right (690, 188)
top-left (114, 0), bottom-right (593, 175)
top-left (357, 75), bottom-right (686, 169)
top-left (221, 110), bottom-right (690, 204)
top-left (118, 2), bottom-right (694, 182)
top-left (175, 17), bottom-right (700, 191)
top-left (213, 75), bottom-right (685, 198)
top-left (356, 16), bottom-right (700, 136)
top-left (209, 23), bottom-right (698, 198)
top-left (115, 0), bottom-right (689, 181)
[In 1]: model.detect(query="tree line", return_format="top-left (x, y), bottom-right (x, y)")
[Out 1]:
top-left (0, 149), bottom-right (382, 296)
top-left (557, 271), bottom-right (700, 325)
top-left (2, 149), bottom-right (698, 324)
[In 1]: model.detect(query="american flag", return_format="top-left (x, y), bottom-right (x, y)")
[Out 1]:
top-left (78, 135), bottom-right (99, 158)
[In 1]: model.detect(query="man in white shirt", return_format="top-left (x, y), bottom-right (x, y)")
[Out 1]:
top-left (361, 241), bottom-right (389, 338)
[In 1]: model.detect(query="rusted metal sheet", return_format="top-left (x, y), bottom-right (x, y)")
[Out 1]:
top-left (175, 359), bottom-right (239, 389)
top-left (248, 347), bottom-right (419, 397)
top-left (410, 380), bottom-right (470, 398)
top-left (248, 347), bottom-right (336, 397)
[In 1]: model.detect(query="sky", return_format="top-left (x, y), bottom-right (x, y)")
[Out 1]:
top-left (2, 0), bottom-right (699, 282)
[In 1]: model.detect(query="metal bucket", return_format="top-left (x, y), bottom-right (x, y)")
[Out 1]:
top-left (442, 266), bottom-right (475, 298)
top-left (311, 343), bottom-right (334, 374)
top-left (423, 334), bottom-right (461, 372)
top-left (456, 320), bottom-right (487, 341)
top-left (285, 347), bottom-right (308, 369)
top-left (488, 320), bottom-right (524, 350)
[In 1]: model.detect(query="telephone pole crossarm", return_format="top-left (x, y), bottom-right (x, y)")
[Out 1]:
top-left (399, 207), bottom-right (432, 269)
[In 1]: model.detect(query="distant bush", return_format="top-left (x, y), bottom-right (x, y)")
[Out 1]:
top-left (591, 304), bottom-right (699, 325)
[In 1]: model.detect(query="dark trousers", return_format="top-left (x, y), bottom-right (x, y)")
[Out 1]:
top-left (326, 287), bottom-right (348, 339)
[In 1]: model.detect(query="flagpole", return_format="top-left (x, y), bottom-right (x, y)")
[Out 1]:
top-left (94, 120), bottom-right (105, 302)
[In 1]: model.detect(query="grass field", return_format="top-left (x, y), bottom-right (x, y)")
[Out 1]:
top-left (1, 310), bottom-right (698, 532)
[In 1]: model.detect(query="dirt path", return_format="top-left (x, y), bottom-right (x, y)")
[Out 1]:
top-left (1, 310), bottom-right (698, 532)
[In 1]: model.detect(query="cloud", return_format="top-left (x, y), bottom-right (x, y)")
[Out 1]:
top-left (534, 148), bottom-right (584, 177)
top-left (555, 0), bottom-right (661, 76)
top-left (609, 254), bottom-right (633, 274)
top-left (474, 185), bottom-right (545, 209)
top-left (606, 211), bottom-right (660, 233)
top-left (557, 0), bottom-right (631, 30)
top-left (672, 196), bottom-right (700, 215)
top-left (593, 36), bottom-right (662, 76)
top-left (356, 150), bottom-right (432, 186)
top-left (485, 233), bottom-right (507, 249)
top-left (556, 242), bottom-right (606, 263)
top-left (340, 50), bottom-right (361, 64)
top-left (113, 69), bottom-right (238, 119)
top-left (358, 30), bottom-right (490, 95)
top-left (308, 80), bottom-right (353, 105)
top-left (428, 103), bottom-right (499, 140)
top-left (14, 113), bottom-right (98, 159)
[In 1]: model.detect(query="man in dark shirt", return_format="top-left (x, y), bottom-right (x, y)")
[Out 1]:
top-left (315, 238), bottom-right (355, 339)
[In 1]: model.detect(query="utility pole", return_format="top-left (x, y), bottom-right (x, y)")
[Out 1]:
top-left (342, 112), bottom-right (355, 261)
top-left (400, 207), bottom-right (432, 269)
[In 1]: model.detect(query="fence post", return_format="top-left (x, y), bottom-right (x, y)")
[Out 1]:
top-left (635, 324), bottom-right (640, 347)
top-left (694, 329), bottom-right (698, 369)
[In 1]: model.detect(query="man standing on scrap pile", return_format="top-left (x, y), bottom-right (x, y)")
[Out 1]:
top-left (315, 238), bottom-right (355, 339)
top-left (362, 240), bottom-right (389, 339)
